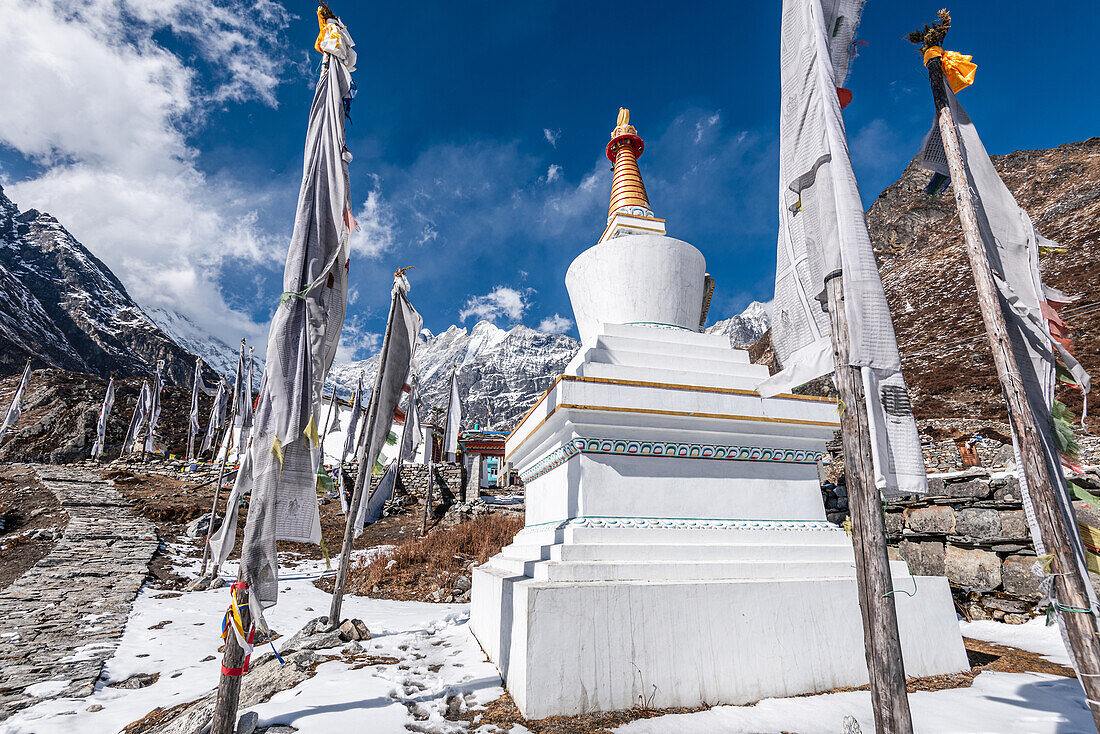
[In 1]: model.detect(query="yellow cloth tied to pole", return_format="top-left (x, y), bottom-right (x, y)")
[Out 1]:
top-left (924, 46), bottom-right (977, 93)
top-left (1079, 523), bottom-right (1100, 575)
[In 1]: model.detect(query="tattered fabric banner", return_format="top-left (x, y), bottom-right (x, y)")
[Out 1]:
top-left (144, 361), bottom-right (164, 454)
top-left (240, 346), bottom-right (256, 450)
top-left (443, 370), bottom-right (462, 463)
top-left (187, 357), bottom-right (204, 462)
top-left (91, 377), bottom-right (115, 459)
top-left (917, 78), bottom-right (1097, 670)
top-left (0, 361), bottom-right (31, 444)
top-left (201, 378), bottom-right (228, 454)
top-left (760, 0), bottom-right (927, 496)
top-left (124, 380), bottom-right (152, 455)
top-left (399, 374), bottom-right (422, 463)
top-left (336, 370), bottom-right (365, 513)
top-left (326, 393), bottom-right (343, 436)
top-left (353, 275), bottom-right (423, 537)
top-left (210, 21), bottom-right (356, 613)
top-left (359, 461), bottom-right (398, 527)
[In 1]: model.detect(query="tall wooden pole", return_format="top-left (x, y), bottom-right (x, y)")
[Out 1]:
top-left (826, 275), bottom-right (914, 734)
top-left (210, 577), bottom-right (252, 734)
top-left (421, 464), bottom-right (433, 536)
top-left (917, 21), bottom-right (1100, 727)
top-left (329, 288), bottom-right (399, 626)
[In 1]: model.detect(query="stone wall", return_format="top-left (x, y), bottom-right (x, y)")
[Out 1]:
top-left (823, 466), bottom-right (1100, 622)
top-left (369, 463), bottom-right (465, 503)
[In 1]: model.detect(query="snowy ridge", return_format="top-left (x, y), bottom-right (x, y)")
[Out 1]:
top-left (146, 308), bottom-right (242, 379)
top-left (706, 300), bottom-right (771, 348)
top-left (328, 301), bottom-right (771, 432)
top-left (0, 184), bottom-right (211, 385)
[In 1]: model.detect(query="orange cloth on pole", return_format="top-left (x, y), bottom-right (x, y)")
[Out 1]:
top-left (923, 46), bottom-right (977, 93)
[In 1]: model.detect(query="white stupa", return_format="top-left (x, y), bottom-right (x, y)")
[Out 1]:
top-left (470, 109), bottom-right (967, 718)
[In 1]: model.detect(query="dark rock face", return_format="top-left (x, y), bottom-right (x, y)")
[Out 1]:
top-left (748, 137), bottom-right (1100, 425)
top-left (0, 369), bottom-right (205, 462)
top-left (0, 185), bottom-right (200, 384)
top-left (866, 137), bottom-right (1100, 426)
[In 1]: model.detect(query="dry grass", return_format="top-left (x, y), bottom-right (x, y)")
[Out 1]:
top-left (346, 513), bottom-right (523, 600)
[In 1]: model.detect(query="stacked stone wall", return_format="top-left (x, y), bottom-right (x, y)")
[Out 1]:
top-left (823, 466), bottom-right (1100, 622)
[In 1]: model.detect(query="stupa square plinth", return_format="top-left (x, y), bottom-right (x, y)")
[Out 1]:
top-left (470, 109), bottom-right (967, 718)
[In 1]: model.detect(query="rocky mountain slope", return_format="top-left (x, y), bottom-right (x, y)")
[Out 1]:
top-left (328, 321), bottom-right (580, 431)
top-left (706, 300), bottom-right (770, 347)
top-left (867, 137), bottom-right (1100, 427)
top-left (327, 301), bottom-right (772, 433)
top-left (0, 185), bottom-right (217, 385)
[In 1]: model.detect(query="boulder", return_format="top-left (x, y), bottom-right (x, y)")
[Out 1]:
top-left (278, 616), bottom-right (334, 653)
top-left (237, 711), bottom-right (259, 734)
top-left (999, 510), bottom-right (1029, 539)
top-left (1001, 555), bottom-right (1042, 598)
top-left (884, 512), bottom-right (904, 535)
top-left (453, 575), bottom-right (472, 592)
top-left (954, 509), bottom-right (1001, 539)
top-left (992, 475), bottom-right (1021, 502)
top-left (904, 505), bottom-right (955, 535)
top-left (943, 479), bottom-right (990, 500)
top-left (342, 640), bottom-right (366, 656)
top-left (897, 540), bottom-right (946, 577)
top-left (337, 618), bottom-right (371, 642)
top-left (945, 545), bottom-right (1001, 590)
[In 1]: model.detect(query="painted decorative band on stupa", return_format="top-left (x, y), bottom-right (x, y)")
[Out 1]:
top-left (519, 437), bottom-right (825, 483)
top-left (518, 516), bottom-right (839, 533)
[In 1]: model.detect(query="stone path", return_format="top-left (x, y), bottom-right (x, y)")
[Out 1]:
top-left (0, 465), bottom-right (159, 720)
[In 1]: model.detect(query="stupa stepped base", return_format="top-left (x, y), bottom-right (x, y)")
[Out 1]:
top-left (473, 321), bottom-right (968, 717)
top-left (471, 540), bottom-right (966, 718)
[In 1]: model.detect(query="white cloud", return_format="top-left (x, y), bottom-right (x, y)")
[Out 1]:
top-left (0, 0), bottom-right (296, 347)
top-left (546, 164), bottom-right (562, 183)
top-left (694, 112), bottom-right (721, 143)
top-left (334, 314), bottom-right (381, 363)
top-left (537, 313), bottom-right (572, 334)
top-left (459, 285), bottom-right (532, 323)
top-left (349, 175), bottom-right (396, 258)
top-left (543, 128), bottom-right (561, 147)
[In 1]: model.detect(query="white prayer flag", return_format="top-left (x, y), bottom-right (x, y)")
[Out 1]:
top-left (200, 378), bottom-right (228, 454)
top-left (144, 361), bottom-right (164, 454)
top-left (352, 275), bottom-right (422, 537)
top-left (762, 0), bottom-right (926, 495)
top-left (0, 361), bottom-right (31, 444)
top-left (211, 24), bottom-right (356, 612)
top-left (918, 77), bottom-right (1097, 668)
top-left (124, 380), bottom-right (151, 455)
top-left (91, 377), bottom-right (115, 459)
top-left (443, 370), bottom-right (461, 463)
top-left (187, 357), bottom-right (204, 462)
top-left (399, 375), bottom-right (422, 463)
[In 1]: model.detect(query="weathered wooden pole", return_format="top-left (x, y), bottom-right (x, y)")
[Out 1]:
top-left (916, 15), bottom-right (1100, 728)
top-left (329, 288), bottom-right (399, 626)
top-left (421, 464), bottom-right (433, 536)
top-left (825, 274), bottom-right (914, 734)
top-left (209, 578), bottom-right (252, 734)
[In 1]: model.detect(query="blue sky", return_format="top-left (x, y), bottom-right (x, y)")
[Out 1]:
top-left (0, 1), bottom-right (1095, 362)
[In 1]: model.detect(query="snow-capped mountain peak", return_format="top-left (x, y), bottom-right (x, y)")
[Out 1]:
top-left (705, 300), bottom-right (772, 348)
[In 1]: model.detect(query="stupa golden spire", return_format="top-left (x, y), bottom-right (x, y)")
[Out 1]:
top-left (605, 108), bottom-right (654, 222)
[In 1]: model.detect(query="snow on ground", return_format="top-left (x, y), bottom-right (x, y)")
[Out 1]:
top-left (3, 541), bottom-right (1094, 734)
top-left (960, 617), bottom-right (1072, 666)
top-left (2, 552), bottom-right (500, 734)
top-left (611, 673), bottom-right (1092, 734)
